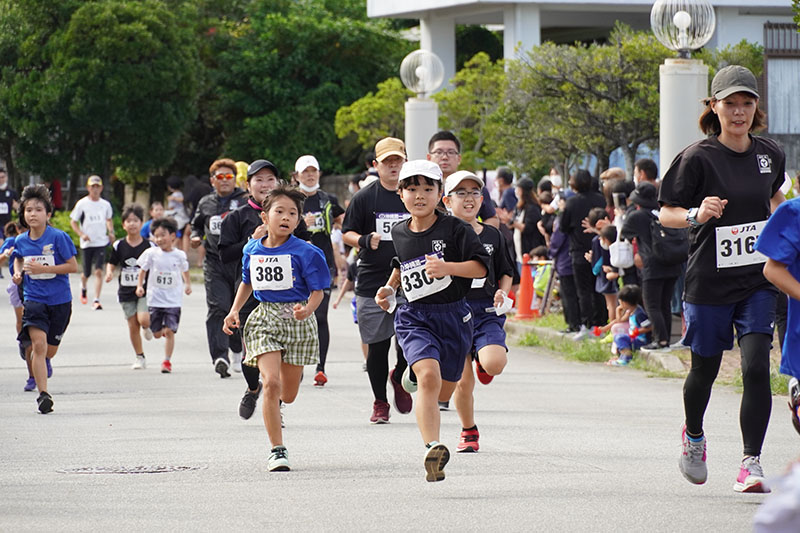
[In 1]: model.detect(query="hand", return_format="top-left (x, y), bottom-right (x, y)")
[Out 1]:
top-left (581, 217), bottom-right (595, 234)
top-left (184, 285), bottom-right (192, 296)
top-left (606, 271), bottom-right (619, 281)
top-left (23, 259), bottom-right (47, 276)
top-left (332, 300), bottom-right (339, 309)
top-left (602, 265), bottom-right (613, 273)
top-left (375, 286), bottom-right (394, 312)
top-left (293, 303), bottom-right (311, 320)
top-left (584, 251), bottom-right (592, 263)
top-left (634, 253), bottom-right (643, 269)
top-left (190, 237), bottom-right (202, 248)
top-left (303, 213), bottom-right (316, 227)
top-left (697, 196), bottom-right (728, 224)
top-left (104, 273), bottom-right (113, 283)
top-left (493, 289), bottom-right (506, 308)
top-left (80, 233), bottom-right (90, 241)
top-left (3, 246), bottom-right (13, 258)
top-left (135, 286), bottom-right (144, 298)
top-left (424, 254), bottom-right (448, 279)
top-left (369, 232), bottom-right (380, 250)
top-left (251, 223), bottom-right (268, 241)
top-left (222, 311), bottom-right (240, 335)
top-left (12, 271), bottom-right (22, 285)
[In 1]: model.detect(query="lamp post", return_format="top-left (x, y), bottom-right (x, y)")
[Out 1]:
top-left (400, 50), bottom-right (445, 160)
top-left (650, 0), bottom-right (716, 178)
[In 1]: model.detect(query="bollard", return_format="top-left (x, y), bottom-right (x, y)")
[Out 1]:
top-left (513, 253), bottom-right (535, 320)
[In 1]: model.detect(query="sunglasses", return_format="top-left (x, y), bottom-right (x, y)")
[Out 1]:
top-left (215, 173), bottom-right (235, 180)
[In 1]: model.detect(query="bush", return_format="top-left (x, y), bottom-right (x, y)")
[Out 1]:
top-left (48, 211), bottom-right (125, 252)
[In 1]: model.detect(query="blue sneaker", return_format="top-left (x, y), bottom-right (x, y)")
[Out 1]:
top-left (46, 358), bottom-right (53, 378)
top-left (24, 377), bottom-right (36, 392)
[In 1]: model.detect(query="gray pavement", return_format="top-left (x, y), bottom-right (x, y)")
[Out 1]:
top-left (1, 277), bottom-right (798, 532)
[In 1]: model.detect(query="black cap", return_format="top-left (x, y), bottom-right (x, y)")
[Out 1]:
top-left (247, 159), bottom-right (280, 180)
top-left (629, 182), bottom-right (659, 210)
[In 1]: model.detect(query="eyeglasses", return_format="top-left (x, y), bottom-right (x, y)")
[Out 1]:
top-left (429, 150), bottom-right (460, 157)
top-left (214, 173), bottom-right (235, 180)
top-left (449, 190), bottom-right (482, 199)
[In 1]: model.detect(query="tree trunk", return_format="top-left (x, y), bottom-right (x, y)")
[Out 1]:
top-left (621, 144), bottom-right (637, 181)
top-left (67, 170), bottom-right (80, 210)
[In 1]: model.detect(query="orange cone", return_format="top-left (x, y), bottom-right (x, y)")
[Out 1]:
top-left (513, 253), bottom-right (535, 320)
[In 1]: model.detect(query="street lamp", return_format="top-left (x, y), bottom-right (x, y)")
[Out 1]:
top-left (400, 49), bottom-right (445, 160)
top-left (650, 0), bottom-right (716, 178)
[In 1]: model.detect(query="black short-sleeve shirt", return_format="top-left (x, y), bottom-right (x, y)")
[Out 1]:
top-left (303, 190), bottom-right (345, 271)
top-left (342, 180), bottom-right (408, 297)
top-left (391, 212), bottom-right (490, 305)
top-left (467, 223), bottom-right (516, 301)
top-left (109, 238), bottom-right (156, 302)
top-left (658, 135), bottom-right (785, 304)
top-left (620, 208), bottom-right (683, 281)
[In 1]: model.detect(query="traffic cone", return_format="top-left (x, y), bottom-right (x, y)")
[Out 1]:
top-left (513, 253), bottom-right (535, 320)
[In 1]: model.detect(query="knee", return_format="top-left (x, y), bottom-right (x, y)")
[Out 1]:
top-left (263, 376), bottom-right (282, 399)
top-left (415, 367), bottom-right (441, 391)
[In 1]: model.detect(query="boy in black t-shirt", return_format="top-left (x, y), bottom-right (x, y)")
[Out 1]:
top-left (106, 204), bottom-right (156, 369)
top-left (376, 160), bottom-right (489, 482)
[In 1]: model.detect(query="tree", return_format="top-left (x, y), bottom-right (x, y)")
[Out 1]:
top-left (695, 39), bottom-right (765, 79)
top-left (334, 78), bottom-right (411, 149)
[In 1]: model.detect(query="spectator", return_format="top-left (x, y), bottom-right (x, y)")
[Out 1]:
top-left (510, 178), bottom-right (544, 270)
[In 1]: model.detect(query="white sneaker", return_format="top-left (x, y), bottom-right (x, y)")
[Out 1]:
top-left (572, 325), bottom-right (590, 341)
top-left (143, 327), bottom-right (153, 341)
top-left (132, 355), bottom-right (146, 370)
top-left (231, 351), bottom-right (243, 373)
top-left (268, 445), bottom-right (290, 472)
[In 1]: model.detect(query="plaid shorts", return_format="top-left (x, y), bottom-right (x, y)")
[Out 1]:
top-left (243, 301), bottom-right (319, 367)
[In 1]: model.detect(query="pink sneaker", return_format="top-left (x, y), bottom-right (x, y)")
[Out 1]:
top-left (733, 456), bottom-right (770, 493)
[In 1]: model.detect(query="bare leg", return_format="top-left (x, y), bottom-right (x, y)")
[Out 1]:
top-left (137, 310), bottom-right (151, 332)
top-left (127, 315), bottom-right (143, 354)
top-left (93, 269), bottom-right (103, 301)
top-left (164, 329), bottom-right (174, 359)
top-left (29, 327), bottom-right (49, 392)
top-left (413, 358), bottom-right (445, 444)
top-left (454, 357), bottom-right (476, 429)
top-left (257, 352), bottom-right (284, 446)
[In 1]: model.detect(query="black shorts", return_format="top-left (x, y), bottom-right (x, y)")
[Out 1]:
top-left (18, 300), bottom-right (72, 347)
top-left (150, 307), bottom-right (181, 333)
top-left (82, 246), bottom-right (107, 277)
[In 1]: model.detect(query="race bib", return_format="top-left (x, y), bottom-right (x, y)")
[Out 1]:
top-left (24, 255), bottom-right (55, 280)
top-left (0, 203), bottom-right (8, 215)
top-left (249, 254), bottom-right (294, 291)
top-left (400, 253), bottom-right (451, 302)
top-left (121, 267), bottom-right (139, 287)
top-left (376, 213), bottom-right (411, 241)
top-left (208, 215), bottom-right (223, 236)
top-left (715, 220), bottom-right (768, 269)
top-left (153, 270), bottom-right (177, 289)
top-left (471, 278), bottom-right (486, 289)
top-left (307, 211), bottom-right (325, 232)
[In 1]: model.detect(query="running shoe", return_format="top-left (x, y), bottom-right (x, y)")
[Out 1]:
top-left (679, 425), bottom-right (707, 485)
top-left (572, 325), bottom-right (590, 341)
top-left (390, 367), bottom-right (412, 414)
top-left (789, 377), bottom-right (800, 436)
top-left (37, 391), bottom-right (53, 414)
top-left (611, 356), bottom-right (632, 366)
top-left (214, 358), bottom-right (230, 378)
top-left (24, 376), bottom-right (36, 392)
top-left (362, 361), bottom-right (367, 372)
top-left (733, 456), bottom-right (770, 493)
top-left (230, 351), bottom-right (243, 373)
top-left (268, 445), bottom-right (290, 472)
top-left (401, 365), bottom-right (417, 393)
top-left (80, 288), bottom-right (88, 305)
top-left (46, 357), bottom-right (52, 378)
top-left (313, 371), bottom-right (327, 387)
top-left (438, 400), bottom-right (450, 411)
top-left (142, 327), bottom-right (153, 341)
top-left (424, 441), bottom-right (450, 482)
top-left (475, 359), bottom-right (493, 385)
top-left (132, 355), bottom-right (146, 370)
top-left (239, 382), bottom-right (262, 420)
top-left (457, 427), bottom-right (480, 453)
top-left (161, 359), bottom-right (172, 374)
top-left (92, 300), bottom-right (102, 310)
top-left (369, 400), bottom-right (390, 424)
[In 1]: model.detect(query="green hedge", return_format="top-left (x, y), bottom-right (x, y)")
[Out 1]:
top-left (49, 211), bottom-right (126, 251)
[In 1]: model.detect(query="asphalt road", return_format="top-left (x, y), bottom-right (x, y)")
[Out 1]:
top-left (1, 278), bottom-right (798, 532)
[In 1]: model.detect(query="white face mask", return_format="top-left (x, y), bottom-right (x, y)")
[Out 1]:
top-left (0, 182), bottom-right (6, 191)
top-left (298, 182), bottom-right (319, 194)
top-left (348, 184), bottom-right (358, 195)
top-left (600, 241), bottom-right (610, 250)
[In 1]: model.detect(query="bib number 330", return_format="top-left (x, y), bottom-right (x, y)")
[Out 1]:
top-left (715, 220), bottom-right (767, 269)
top-left (250, 254), bottom-right (293, 291)
top-left (400, 253), bottom-right (451, 302)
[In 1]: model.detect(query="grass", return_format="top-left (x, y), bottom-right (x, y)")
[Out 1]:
top-left (518, 330), bottom-right (610, 363)
top-left (723, 369), bottom-right (790, 396)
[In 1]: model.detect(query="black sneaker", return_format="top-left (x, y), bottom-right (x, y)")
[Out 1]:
top-left (438, 400), bottom-right (450, 411)
top-left (214, 358), bottom-right (231, 378)
top-left (37, 391), bottom-right (54, 414)
top-left (239, 382), bottom-right (262, 420)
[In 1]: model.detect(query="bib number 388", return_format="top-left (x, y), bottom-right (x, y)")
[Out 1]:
top-left (715, 220), bottom-right (767, 269)
top-left (250, 254), bottom-right (293, 291)
top-left (400, 254), bottom-right (451, 302)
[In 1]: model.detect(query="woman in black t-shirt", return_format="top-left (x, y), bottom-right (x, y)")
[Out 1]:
top-left (509, 178), bottom-right (545, 268)
top-left (659, 65), bottom-right (786, 493)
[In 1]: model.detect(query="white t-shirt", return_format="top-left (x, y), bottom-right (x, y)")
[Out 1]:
top-left (70, 197), bottom-right (113, 249)
top-left (136, 247), bottom-right (189, 308)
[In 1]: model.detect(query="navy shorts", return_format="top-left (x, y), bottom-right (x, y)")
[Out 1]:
top-left (81, 246), bottom-right (107, 277)
top-left (614, 334), bottom-right (646, 353)
top-left (467, 299), bottom-right (507, 356)
top-left (394, 299), bottom-right (473, 383)
top-left (18, 300), bottom-right (72, 347)
top-left (683, 289), bottom-right (777, 357)
top-left (149, 307), bottom-right (181, 333)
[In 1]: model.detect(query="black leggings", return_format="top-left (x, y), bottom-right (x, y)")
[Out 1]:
top-left (366, 338), bottom-right (407, 402)
top-left (683, 333), bottom-right (772, 456)
top-left (315, 290), bottom-right (331, 373)
top-left (642, 277), bottom-right (677, 345)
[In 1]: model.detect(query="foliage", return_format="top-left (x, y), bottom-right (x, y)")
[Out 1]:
top-left (456, 26), bottom-right (502, 70)
top-left (334, 78), bottom-right (412, 149)
top-left (794, 0), bottom-right (800, 29)
top-left (216, 0), bottom-right (413, 174)
top-left (49, 211), bottom-right (80, 250)
top-left (695, 40), bottom-right (765, 80)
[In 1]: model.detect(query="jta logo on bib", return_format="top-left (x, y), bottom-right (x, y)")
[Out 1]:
top-left (250, 254), bottom-right (294, 291)
top-left (757, 154), bottom-right (772, 174)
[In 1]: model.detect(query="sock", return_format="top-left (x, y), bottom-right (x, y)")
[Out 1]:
top-left (137, 353), bottom-right (144, 358)
top-left (462, 425), bottom-right (478, 432)
top-left (687, 432), bottom-right (704, 442)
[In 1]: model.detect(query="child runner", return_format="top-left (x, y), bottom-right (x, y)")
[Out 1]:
top-left (376, 160), bottom-right (489, 482)
top-left (141, 201), bottom-right (165, 241)
top-left (222, 184), bottom-right (330, 472)
top-left (598, 284), bottom-right (651, 366)
top-left (11, 184), bottom-right (78, 413)
top-left (756, 196), bottom-right (800, 435)
top-left (135, 217), bottom-right (191, 373)
top-left (106, 204), bottom-right (156, 369)
top-left (441, 170), bottom-right (514, 453)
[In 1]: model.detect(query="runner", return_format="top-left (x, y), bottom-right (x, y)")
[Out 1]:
top-left (659, 65), bottom-right (786, 493)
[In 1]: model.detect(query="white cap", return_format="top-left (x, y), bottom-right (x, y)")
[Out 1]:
top-left (444, 170), bottom-right (484, 196)
top-left (294, 155), bottom-right (320, 174)
top-left (399, 160), bottom-right (442, 182)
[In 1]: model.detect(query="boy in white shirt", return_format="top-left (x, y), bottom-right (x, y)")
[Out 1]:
top-left (135, 217), bottom-right (191, 373)
top-left (69, 175), bottom-right (114, 309)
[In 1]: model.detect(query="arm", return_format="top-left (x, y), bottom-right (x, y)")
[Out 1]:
top-left (12, 256), bottom-right (23, 284)
top-left (660, 197), bottom-right (728, 228)
top-left (332, 279), bottom-right (354, 309)
top-left (425, 256), bottom-right (487, 280)
top-left (135, 269), bottom-right (148, 297)
top-left (70, 219), bottom-right (88, 242)
top-left (764, 259), bottom-right (800, 301)
top-left (375, 268), bottom-right (401, 311)
top-left (771, 190), bottom-right (786, 213)
top-left (106, 217), bottom-right (115, 243)
top-left (493, 274), bottom-right (514, 307)
top-left (293, 289), bottom-right (324, 320)
top-left (23, 256), bottom-right (78, 276)
top-left (190, 201), bottom-right (205, 248)
top-left (343, 230), bottom-right (379, 251)
top-left (104, 262), bottom-right (115, 283)
top-left (222, 282), bottom-right (254, 334)
top-left (183, 270), bottom-right (192, 295)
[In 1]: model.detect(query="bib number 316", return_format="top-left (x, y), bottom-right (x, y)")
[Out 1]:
top-left (715, 220), bottom-right (767, 269)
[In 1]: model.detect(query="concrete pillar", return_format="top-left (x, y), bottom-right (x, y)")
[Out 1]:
top-left (420, 16), bottom-right (456, 91)
top-left (503, 5), bottom-right (541, 60)
top-left (405, 98), bottom-right (439, 161)
top-left (659, 58), bottom-right (708, 179)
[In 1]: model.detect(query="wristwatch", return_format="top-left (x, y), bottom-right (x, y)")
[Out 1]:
top-left (686, 207), bottom-right (702, 227)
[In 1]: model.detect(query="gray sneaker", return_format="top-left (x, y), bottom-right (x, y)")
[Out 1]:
top-left (572, 325), bottom-right (590, 341)
top-left (268, 445), bottom-right (290, 472)
top-left (733, 455), bottom-right (769, 493)
top-left (679, 425), bottom-right (707, 484)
